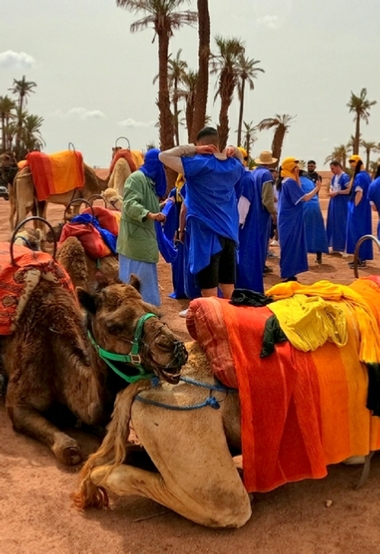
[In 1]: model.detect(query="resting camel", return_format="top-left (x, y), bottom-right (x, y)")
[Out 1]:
top-left (0, 250), bottom-right (187, 465)
top-left (57, 236), bottom-right (119, 291)
top-left (3, 160), bottom-right (109, 233)
top-left (74, 277), bottom-right (380, 528)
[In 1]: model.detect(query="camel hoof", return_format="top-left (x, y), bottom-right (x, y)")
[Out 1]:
top-left (52, 437), bottom-right (82, 465)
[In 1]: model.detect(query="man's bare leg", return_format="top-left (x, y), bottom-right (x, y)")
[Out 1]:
top-left (201, 287), bottom-right (218, 297)
top-left (219, 283), bottom-right (234, 299)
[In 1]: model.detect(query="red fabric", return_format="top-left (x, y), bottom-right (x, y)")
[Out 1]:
top-left (82, 206), bottom-right (119, 236)
top-left (59, 223), bottom-right (111, 260)
top-left (109, 149), bottom-right (137, 175)
top-left (0, 242), bottom-right (74, 335)
top-left (25, 150), bottom-right (84, 201)
top-left (187, 297), bottom-right (326, 493)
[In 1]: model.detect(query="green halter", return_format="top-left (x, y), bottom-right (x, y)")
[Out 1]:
top-left (88, 313), bottom-right (157, 384)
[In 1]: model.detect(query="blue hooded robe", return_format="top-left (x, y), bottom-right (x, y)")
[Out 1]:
top-left (300, 176), bottom-right (328, 255)
top-left (346, 171), bottom-right (373, 261)
top-left (368, 176), bottom-right (380, 239)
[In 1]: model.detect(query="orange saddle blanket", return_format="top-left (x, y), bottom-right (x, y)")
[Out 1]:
top-left (187, 278), bottom-right (380, 494)
top-left (25, 150), bottom-right (84, 201)
top-left (0, 243), bottom-right (74, 335)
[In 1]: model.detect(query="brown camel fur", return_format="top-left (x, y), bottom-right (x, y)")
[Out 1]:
top-left (56, 236), bottom-right (119, 291)
top-left (0, 151), bottom-right (19, 234)
top-left (0, 277), bottom-right (187, 465)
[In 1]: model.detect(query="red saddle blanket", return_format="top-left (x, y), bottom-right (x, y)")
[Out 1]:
top-left (0, 243), bottom-right (74, 335)
top-left (25, 150), bottom-right (84, 201)
top-left (186, 280), bottom-right (380, 493)
top-left (109, 149), bottom-right (137, 175)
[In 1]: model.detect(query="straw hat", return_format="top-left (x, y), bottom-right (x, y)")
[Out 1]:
top-left (254, 150), bottom-right (277, 165)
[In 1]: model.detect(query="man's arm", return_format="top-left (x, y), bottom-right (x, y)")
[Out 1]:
top-left (159, 145), bottom-right (197, 174)
top-left (262, 181), bottom-right (277, 221)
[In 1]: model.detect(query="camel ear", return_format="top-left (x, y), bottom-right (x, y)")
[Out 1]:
top-left (142, 302), bottom-right (161, 318)
top-left (129, 273), bottom-right (141, 292)
top-left (77, 287), bottom-right (96, 314)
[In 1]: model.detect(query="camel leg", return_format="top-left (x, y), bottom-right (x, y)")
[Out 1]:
top-left (8, 185), bottom-right (16, 234)
top-left (7, 401), bottom-right (82, 465)
top-left (91, 400), bottom-right (252, 528)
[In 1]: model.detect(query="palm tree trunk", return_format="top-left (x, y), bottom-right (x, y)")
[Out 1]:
top-left (157, 30), bottom-right (176, 191)
top-left (354, 114), bottom-right (360, 155)
top-left (190, 0), bottom-right (210, 142)
top-left (272, 128), bottom-right (286, 163)
top-left (365, 147), bottom-right (371, 171)
top-left (218, 97), bottom-right (230, 152)
top-left (237, 79), bottom-right (245, 146)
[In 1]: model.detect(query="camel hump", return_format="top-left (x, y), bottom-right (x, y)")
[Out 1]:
top-left (57, 236), bottom-right (88, 290)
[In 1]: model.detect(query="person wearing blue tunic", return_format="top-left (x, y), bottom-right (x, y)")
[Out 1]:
top-left (368, 165), bottom-right (380, 239)
top-left (237, 150), bottom-right (277, 293)
top-left (159, 127), bottom-right (245, 299)
top-left (326, 161), bottom-right (350, 254)
top-left (300, 171), bottom-right (328, 264)
top-left (346, 155), bottom-right (373, 267)
top-left (277, 157), bottom-right (321, 281)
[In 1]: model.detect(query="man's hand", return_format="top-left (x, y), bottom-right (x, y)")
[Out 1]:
top-left (329, 191), bottom-right (338, 198)
top-left (224, 145), bottom-right (238, 158)
top-left (195, 144), bottom-right (217, 155)
top-left (271, 213), bottom-right (277, 225)
top-left (147, 212), bottom-right (166, 222)
top-left (315, 180), bottom-right (322, 193)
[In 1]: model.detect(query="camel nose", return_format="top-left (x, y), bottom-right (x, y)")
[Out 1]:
top-left (173, 341), bottom-right (188, 366)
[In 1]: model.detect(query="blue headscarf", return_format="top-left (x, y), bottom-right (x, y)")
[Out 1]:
top-left (139, 148), bottom-right (167, 197)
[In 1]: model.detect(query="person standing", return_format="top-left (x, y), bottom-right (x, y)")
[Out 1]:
top-left (346, 155), bottom-right (373, 268)
top-left (237, 150), bottom-right (277, 293)
top-left (305, 160), bottom-right (322, 186)
top-left (326, 161), bottom-right (350, 254)
top-left (368, 164), bottom-right (380, 239)
top-left (277, 157), bottom-right (321, 281)
top-left (116, 148), bottom-right (167, 306)
top-left (299, 170), bottom-right (328, 264)
top-left (159, 126), bottom-right (245, 299)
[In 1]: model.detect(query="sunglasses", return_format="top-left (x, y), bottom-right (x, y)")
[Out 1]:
top-left (349, 160), bottom-right (356, 163)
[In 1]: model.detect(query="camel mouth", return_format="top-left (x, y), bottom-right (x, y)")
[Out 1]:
top-left (159, 368), bottom-right (182, 385)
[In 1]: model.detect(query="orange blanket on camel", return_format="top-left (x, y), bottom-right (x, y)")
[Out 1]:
top-left (186, 277), bottom-right (380, 494)
top-left (25, 150), bottom-right (85, 201)
top-left (0, 243), bottom-right (74, 335)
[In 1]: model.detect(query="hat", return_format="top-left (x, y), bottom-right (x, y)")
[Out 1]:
top-left (348, 154), bottom-right (362, 164)
top-left (254, 150), bottom-right (277, 165)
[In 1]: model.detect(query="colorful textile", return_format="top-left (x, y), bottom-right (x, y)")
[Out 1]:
top-left (300, 176), bottom-right (328, 254)
top-left (182, 154), bottom-right (244, 274)
top-left (346, 171), bottom-right (373, 260)
top-left (278, 178), bottom-right (308, 278)
top-left (59, 221), bottom-right (112, 260)
top-left (326, 172), bottom-right (350, 251)
top-left (82, 206), bottom-right (120, 236)
top-left (25, 150), bottom-right (84, 202)
top-left (0, 243), bottom-right (74, 335)
top-left (109, 149), bottom-right (137, 175)
top-left (186, 279), bottom-right (380, 493)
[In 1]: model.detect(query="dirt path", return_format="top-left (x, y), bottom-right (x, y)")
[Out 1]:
top-left (1, 196), bottom-right (380, 553)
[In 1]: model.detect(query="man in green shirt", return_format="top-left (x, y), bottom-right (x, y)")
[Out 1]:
top-left (116, 148), bottom-right (166, 306)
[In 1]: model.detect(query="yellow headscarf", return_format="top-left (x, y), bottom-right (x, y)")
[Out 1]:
top-left (280, 157), bottom-right (300, 182)
top-left (349, 154), bottom-right (362, 167)
top-left (238, 146), bottom-right (248, 167)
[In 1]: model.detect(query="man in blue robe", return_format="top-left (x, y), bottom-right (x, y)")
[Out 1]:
top-left (159, 127), bottom-right (245, 299)
top-left (368, 165), bottom-right (380, 239)
top-left (237, 150), bottom-right (277, 293)
top-left (326, 161), bottom-right (350, 254)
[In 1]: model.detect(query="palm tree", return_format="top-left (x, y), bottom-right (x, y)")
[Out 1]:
top-left (360, 140), bottom-right (378, 171)
top-left (167, 49), bottom-right (188, 145)
top-left (211, 36), bottom-right (245, 150)
top-left (347, 88), bottom-right (377, 155)
top-left (20, 114), bottom-right (45, 156)
top-left (258, 114), bottom-right (296, 162)
top-left (241, 120), bottom-right (257, 159)
top-left (236, 55), bottom-right (264, 146)
top-left (0, 95), bottom-right (17, 151)
top-left (9, 76), bottom-right (37, 156)
top-left (116, 0), bottom-right (197, 156)
top-left (190, 0), bottom-right (210, 142)
top-left (177, 69), bottom-right (198, 142)
top-left (324, 144), bottom-right (348, 169)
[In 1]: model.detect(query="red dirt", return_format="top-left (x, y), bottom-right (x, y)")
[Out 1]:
top-left (1, 193), bottom-right (380, 553)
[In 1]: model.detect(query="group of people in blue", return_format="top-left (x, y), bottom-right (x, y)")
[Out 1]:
top-left (116, 126), bottom-right (380, 306)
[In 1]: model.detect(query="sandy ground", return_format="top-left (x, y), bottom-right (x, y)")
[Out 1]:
top-left (1, 190), bottom-right (380, 554)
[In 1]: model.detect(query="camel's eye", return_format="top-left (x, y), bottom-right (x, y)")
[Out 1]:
top-left (105, 321), bottom-right (126, 335)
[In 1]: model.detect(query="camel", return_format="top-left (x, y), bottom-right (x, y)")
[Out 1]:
top-left (57, 236), bottom-right (119, 291)
top-left (73, 278), bottom-right (380, 528)
top-left (0, 255), bottom-right (187, 465)
top-left (108, 147), bottom-right (144, 197)
top-left (101, 187), bottom-right (122, 211)
top-left (8, 161), bottom-right (109, 233)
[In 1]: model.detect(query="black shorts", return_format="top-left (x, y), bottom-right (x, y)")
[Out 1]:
top-left (196, 237), bottom-right (236, 290)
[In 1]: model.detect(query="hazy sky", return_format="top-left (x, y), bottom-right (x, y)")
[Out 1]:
top-left (2, 0), bottom-right (380, 169)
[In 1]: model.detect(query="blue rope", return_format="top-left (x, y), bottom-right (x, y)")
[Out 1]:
top-left (134, 375), bottom-right (236, 412)
top-left (135, 394), bottom-right (221, 411)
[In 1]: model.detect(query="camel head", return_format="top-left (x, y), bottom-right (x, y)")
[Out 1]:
top-left (0, 151), bottom-right (17, 169)
top-left (78, 276), bottom-right (188, 386)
